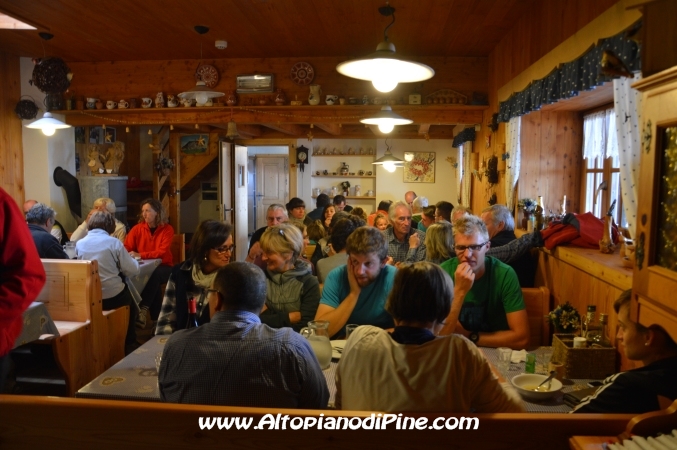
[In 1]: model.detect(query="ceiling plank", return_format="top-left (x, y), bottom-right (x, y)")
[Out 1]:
top-left (314, 123), bottom-right (342, 135)
top-left (418, 124), bottom-right (431, 135)
top-left (208, 123), bottom-right (262, 137)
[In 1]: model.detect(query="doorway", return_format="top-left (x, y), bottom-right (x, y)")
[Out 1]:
top-left (246, 146), bottom-right (289, 235)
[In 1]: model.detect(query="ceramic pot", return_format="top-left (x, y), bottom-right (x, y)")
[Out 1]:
top-left (274, 89), bottom-right (286, 106)
top-left (308, 85), bottom-right (321, 106)
top-left (226, 91), bottom-right (238, 106)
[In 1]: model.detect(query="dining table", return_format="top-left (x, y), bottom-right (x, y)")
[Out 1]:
top-left (13, 302), bottom-right (60, 349)
top-left (76, 334), bottom-right (339, 404)
top-left (480, 346), bottom-right (598, 413)
top-left (125, 258), bottom-right (161, 311)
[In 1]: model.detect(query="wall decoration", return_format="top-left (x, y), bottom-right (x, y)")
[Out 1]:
top-left (404, 152), bottom-right (435, 183)
top-left (181, 134), bottom-right (208, 154)
top-left (290, 61), bottom-right (315, 86)
top-left (89, 126), bottom-right (116, 144)
top-left (74, 127), bottom-right (85, 143)
top-left (236, 73), bottom-right (274, 93)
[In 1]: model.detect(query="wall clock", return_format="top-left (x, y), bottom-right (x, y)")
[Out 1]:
top-left (290, 62), bottom-right (314, 86)
top-left (195, 64), bottom-right (219, 88)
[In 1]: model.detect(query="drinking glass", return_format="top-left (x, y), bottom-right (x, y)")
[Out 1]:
top-left (345, 324), bottom-right (358, 339)
top-left (64, 242), bottom-right (76, 259)
top-left (538, 347), bottom-right (553, 374)
top-left (497, 347), bottom-right (512, 372)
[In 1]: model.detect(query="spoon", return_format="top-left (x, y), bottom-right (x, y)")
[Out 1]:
top-left (535, 371), bottom-right (556, 391)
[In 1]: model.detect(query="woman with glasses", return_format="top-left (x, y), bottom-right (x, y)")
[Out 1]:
top-left (156, 220), bottom-right (233, 335)
top-left (259, 223), bottom-right (320, 331)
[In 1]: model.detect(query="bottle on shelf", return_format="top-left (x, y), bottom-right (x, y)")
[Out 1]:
top-left (583, 305), bottom-right (596, 339)
top-left (186, 297), bottom-right (199, 329)
top-left (535, 195), bottom-right (546, 230)
top-left (592, 313), bottom-right (612, 347)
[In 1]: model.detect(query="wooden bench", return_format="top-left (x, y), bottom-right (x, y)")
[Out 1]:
top-left (0, 394), bottom-right (649, 450)
top-left (35, 259), bottom-right (129, 396)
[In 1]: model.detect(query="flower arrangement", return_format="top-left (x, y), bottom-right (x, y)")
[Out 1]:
top-left (501, 152), bottom-right (510, 161)
top-left (340, 181), bottom-right (350, 191)
top-left (154, 156), bottom-right (175, 175)
top-left (518, 198), bottom-right (538, 213)
top-left (549, 302), bottom-right (581, 333)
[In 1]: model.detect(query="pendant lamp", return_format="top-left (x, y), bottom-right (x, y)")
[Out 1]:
top-left (25, 112), bottom-right (71, 136)
top-left (336, 4), bottom-right (434, 93)
top-left (373, 139), bottom-right (403, 172)
top-left (360, 105), bottom-right (412, 134)
top-left (178, 26), bottom-right (224, 106)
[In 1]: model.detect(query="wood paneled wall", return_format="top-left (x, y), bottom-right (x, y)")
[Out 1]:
top-left (473, 0), bottom-right (621, 215)
top-left (0, 52), bottom-right (24, 205)
top-left (66, 56), bottom-right (487, 108)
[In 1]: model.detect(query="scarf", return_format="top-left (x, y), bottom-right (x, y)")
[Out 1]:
top-left (191, 263), bottom-right (218, 289)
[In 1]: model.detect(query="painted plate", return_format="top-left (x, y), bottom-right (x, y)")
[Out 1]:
top-left (195, 64), bottom-right (219, 88)
top-left (290, 61), bottom-right (315, 86)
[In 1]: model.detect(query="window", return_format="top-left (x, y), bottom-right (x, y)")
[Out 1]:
top-left (581, 108), bottom-right (625, 227)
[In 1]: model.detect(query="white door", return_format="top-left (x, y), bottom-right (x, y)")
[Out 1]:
top-left (219, 142), bottom-right (249, 262)
top-left (255, 156), bottom-right (288, 228)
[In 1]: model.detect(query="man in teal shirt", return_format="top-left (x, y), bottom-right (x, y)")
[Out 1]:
top-left (316, 227), bottom-right (395, 338)
top-left (439, 216), bottom-right (529, 349)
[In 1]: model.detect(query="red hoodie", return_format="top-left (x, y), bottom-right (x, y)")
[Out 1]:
top-left (124, 222), bottom-right (174, 266)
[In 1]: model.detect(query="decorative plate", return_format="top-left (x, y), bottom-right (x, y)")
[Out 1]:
top-left (290, 61), bottom-right (314, 86)
top-left (195, 64), bottom-right (219, 88)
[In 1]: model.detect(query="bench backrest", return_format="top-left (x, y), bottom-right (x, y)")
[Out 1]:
top-left (522, 286), bottom-right (551, 349)
top-left (37, 259), bottom-right (102, 323)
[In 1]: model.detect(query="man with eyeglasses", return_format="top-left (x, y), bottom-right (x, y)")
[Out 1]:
top-left (159, 262), bottom-right (329, 408)
top-left (246, 204), bottom-right (288, 267)
top-left (382, 201), bottom-right (427, 265)
top-left (439, 216), bottom-right (529, 349)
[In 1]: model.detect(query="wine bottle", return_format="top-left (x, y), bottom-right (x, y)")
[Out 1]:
top-left (186, 297), bottom-right (199, 329)
top-left (583, 305), bottom-right (596, 339)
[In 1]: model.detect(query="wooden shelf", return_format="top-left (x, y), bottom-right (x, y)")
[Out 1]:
top-left (312, 196), bottom-right (375, 200)
top-left (312, 175), bottom-right (375, 178)
top-left (313, 154), bottom-right (375, 157)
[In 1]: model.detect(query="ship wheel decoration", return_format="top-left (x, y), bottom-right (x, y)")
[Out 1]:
top-left (195, 64), bottom-right (219, 88)
top-left (290, 61), bottom-right (315, 86)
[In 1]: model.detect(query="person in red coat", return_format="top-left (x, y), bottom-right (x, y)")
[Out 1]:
top-left (124, 198), bottom-right (174, 328)
top-left (1, 188), bottom-right (47, 391)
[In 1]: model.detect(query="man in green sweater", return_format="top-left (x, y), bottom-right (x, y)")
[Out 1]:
top-left (439, 215), bottom-right (529, 349)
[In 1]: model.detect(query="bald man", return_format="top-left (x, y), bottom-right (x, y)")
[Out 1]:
top-left (23, 199), bottom-right (69, 246)
top-left (404, 191), bottom-right (417, 209)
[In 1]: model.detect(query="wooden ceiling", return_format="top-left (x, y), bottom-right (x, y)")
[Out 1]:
top-left (0, 0), bottom-right (535, 62)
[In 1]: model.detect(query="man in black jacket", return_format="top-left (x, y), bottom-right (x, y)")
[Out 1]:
top-left (481, 204), bottom-right (536, 287)
top-left (26, 203), bottom-right (68, 259)
top-left (23, 199), bottom-right (70, 246)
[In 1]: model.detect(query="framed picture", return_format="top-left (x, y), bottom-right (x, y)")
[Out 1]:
top-left (75, 127), bottom-right (85, 144)
top-left (236, 73), bottom-right (274, 93)
top-left (89, 126), bottom-right (116, 144)
top-left (403, 152), bottom-right (436, 183)
top-left (180, 134), bottom-right (208, 154)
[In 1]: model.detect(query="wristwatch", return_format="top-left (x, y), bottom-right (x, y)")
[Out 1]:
top-left (469, 332), bottom-right (480, 345)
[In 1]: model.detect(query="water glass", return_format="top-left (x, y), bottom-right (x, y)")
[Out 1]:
top-left (64, 242), bottom-right (76, 259)
top-left (345, 324), bottom-right (358, 339)
top-left (155, 352), bottom-right (162, 373)
top-left (497, 347), bottom-right (512, 372)
top-left (538, 348), bottom-right (553, 374)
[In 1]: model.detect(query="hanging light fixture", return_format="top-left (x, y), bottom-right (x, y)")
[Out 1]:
top-left (25, 112), bottom-right (71, 136)
top-left (336, 3), bottom-right (434, 93)
top-left (372, 139), bottom-right (403, 172)
top-left (178, 26), bottom-right (224, 106)
top-left (360, 105), bottom-right (412, 134)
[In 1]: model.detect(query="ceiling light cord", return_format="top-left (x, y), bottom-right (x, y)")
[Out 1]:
top-left (382, 10), bottom-right (395, 42)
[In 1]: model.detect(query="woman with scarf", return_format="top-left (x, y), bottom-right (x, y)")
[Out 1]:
top-left (155, 220), bottom-right (233, 334)
top-left (259, 223), bottom-right (320, 332)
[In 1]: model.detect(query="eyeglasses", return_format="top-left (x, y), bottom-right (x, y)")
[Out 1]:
top-left (454, 242), bottom-right (488, 253)
top-left (213, 245), bottom-right (235, 254)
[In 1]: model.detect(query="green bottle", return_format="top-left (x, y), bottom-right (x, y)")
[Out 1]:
top-left (525, 352), bottom-right (537, 373)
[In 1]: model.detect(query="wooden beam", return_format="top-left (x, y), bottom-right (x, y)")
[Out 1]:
top-left (314, 123), bottom-right (342, 135)
top-left (208, 123), bottom-right (263, 137)
top-left (59, 105), bottom-right (486, 127)
top-left (261, 123), bottom-right (305, 136)
top-left (418, 124), bottom-right (431, 135)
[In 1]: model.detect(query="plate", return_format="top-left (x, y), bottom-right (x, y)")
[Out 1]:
top-left (331, 340), bottom-right (346, 359)
top-left (195, 64), bottom-right (219, 88)
top-left (290, 61), bottom-right (314, 86)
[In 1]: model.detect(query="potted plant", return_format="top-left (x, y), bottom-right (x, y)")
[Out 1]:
top-left (548, 302), bottom-right (581, 334)
top-left (518, 198), bottom-right (537, 229)
top-left (155, 156), bottom-right (174, 176)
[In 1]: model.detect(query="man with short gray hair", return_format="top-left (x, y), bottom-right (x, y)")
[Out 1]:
top-left (383, 201), bottom-right (426, 265)
top-left (70, 197), bottom-right (127, 243)
top-left (26, 203), bottom-right (69, 259)
top-left (246, 204), bottom-right (288, 267)
top-left (481, 204), bottom-right (536, 287)
top-left (411, 196), bottom-right (428, 225)
top-left (23, 199), bottom-right (69, 246)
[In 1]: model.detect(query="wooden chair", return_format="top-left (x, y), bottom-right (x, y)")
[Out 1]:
top-left (305, 244), bottom-right (316, 261)
top-left (522, 286), bottom-right (551, 350)
top-left (170, 233), bottom-right (185, 264)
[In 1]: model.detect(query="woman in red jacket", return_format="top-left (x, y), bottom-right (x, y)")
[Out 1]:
top-left (124, 198), bottom-right (174, 328)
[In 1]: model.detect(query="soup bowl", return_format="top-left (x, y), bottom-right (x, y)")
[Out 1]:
top-left (511, 373), bottom-right (563, 402)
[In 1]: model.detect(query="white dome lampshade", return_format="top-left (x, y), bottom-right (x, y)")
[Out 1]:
top-left (178, 81), bottom-right (224, 106)
top-left (372, 148), bottom-right (404, 170)
top-left (336, 5), bottom-right (434, 93)
top-left (25, 112), bottom-right (71, 136)
top-left (360, 106), bottom-right (413, 134)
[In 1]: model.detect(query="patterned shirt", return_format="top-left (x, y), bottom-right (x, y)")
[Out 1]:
top-left (159, 310), bottom-right (329, 409)
top-left (382, 227), bottom-right (427, 264)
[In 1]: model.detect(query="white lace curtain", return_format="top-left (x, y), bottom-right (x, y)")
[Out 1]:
top-left (505, 117), bottom-right (521, 211)
top-left (613, 73), bottom-right (642, 238)
top-left (583, 109), bottom-right (617, 161)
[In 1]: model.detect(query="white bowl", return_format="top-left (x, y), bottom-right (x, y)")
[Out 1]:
top-left (511, 373), bottom-right (563, 401)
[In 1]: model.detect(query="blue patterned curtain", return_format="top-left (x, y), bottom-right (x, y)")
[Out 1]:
top-left (452, 127), bottom-right (476, 148)
top-left (498, 21), bottom-right (641, 123)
